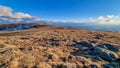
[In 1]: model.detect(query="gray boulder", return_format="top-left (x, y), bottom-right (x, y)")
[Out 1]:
top-left (96, 43), bottom-right (119, 52)
top-left (75, 41), bottom-right (93, 49)
top-left (94, 47), bottom-right (119, 62)
top-left (102, 59), bottom-right (120, 68)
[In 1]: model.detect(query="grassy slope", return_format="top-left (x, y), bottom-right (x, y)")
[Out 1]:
top-left (0, 23), bottom-right (120, 68)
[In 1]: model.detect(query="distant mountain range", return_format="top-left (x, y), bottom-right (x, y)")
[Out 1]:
top-left (0, 23), bottom-right (37, 32)
top-left (39, 20), bottom-right (120, 32)
top-left (0, 20), bottom-right (120, 32)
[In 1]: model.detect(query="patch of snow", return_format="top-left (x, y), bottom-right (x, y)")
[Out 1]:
top-left (0, 24), bottom-right (36, 32)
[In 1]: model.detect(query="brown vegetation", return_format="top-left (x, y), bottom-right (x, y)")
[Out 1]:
top-left (0, 23), bottom-right (120, 68)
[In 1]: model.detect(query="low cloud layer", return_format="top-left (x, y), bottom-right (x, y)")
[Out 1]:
top-left (79, 15), bottom-right (120, 25)
top-left (97, 15), bottom-right (120, 24)
top-left (0, 5), bottom-right (40, 24)
top-left (1, 5), bottom-right (119, 25)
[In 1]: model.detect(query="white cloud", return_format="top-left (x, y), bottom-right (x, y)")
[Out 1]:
top-left (97, 15), bottom-right (120, 24)
top-left (78, 15), bottom-right (120, 25)
top-left (0, 5), bottom-right (40, 23)
top-left (12, 12), bottom-right (32, 19)
top-left (0, 6), bottom-right (13, 17)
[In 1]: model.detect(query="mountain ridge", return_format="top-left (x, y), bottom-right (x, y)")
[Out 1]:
top-left (0, 23), bottom-right (120, 68)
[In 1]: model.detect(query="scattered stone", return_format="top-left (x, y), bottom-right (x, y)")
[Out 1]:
top-left (52, 63), bottom-right (76, 68)
top-left (94, 34), bottom-right (103, 39)
top-left (96, 43), bottom-right (119, 52)
top-left (73, 42), bottom-right (119, 62)
top-left (89, 40), bottom-right (97, 44)
top-left (102, 59), bottom-right (120, 68)
top-left (94, 47), bottom-right (119, 62)
top-left (102, 64), bottom-right (113, 68)
top-left (49, 38), bottom-right (59, 42)
top-left (75, 41), bottom-right (93, 48)
top-left (90, 64), bottom-right (98, 68)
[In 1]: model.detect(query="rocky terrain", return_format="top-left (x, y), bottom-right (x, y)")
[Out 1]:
top-left (0, 23), bottom-right (120, 68)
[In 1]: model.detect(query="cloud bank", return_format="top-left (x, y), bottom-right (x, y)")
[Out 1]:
top-left (1, 5), bottom-right (119, 25)
top-left (0, 5), bottom-right (40, 24)
top-left (79, 15), bottom-right (120, 25)
top-left (97, 15), bottom-right (120, 24)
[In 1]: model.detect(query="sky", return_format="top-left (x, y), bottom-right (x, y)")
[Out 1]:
top-left (0, 0), bottom-right (120, 24)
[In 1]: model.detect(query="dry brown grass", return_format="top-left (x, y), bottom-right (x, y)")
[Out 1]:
top-left (37, 62), bottom-right (52, 68)
top-left (0, 24), bottom-right (120, 68)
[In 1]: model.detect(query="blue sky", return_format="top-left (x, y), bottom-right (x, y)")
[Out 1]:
top-left (0, 0), bottom-right (120, 22)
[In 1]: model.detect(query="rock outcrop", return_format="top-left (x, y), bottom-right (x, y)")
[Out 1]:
top-left (72, 41), bottom-right (120, 67)
top-left (94, 47), bottom-right (119, 62)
